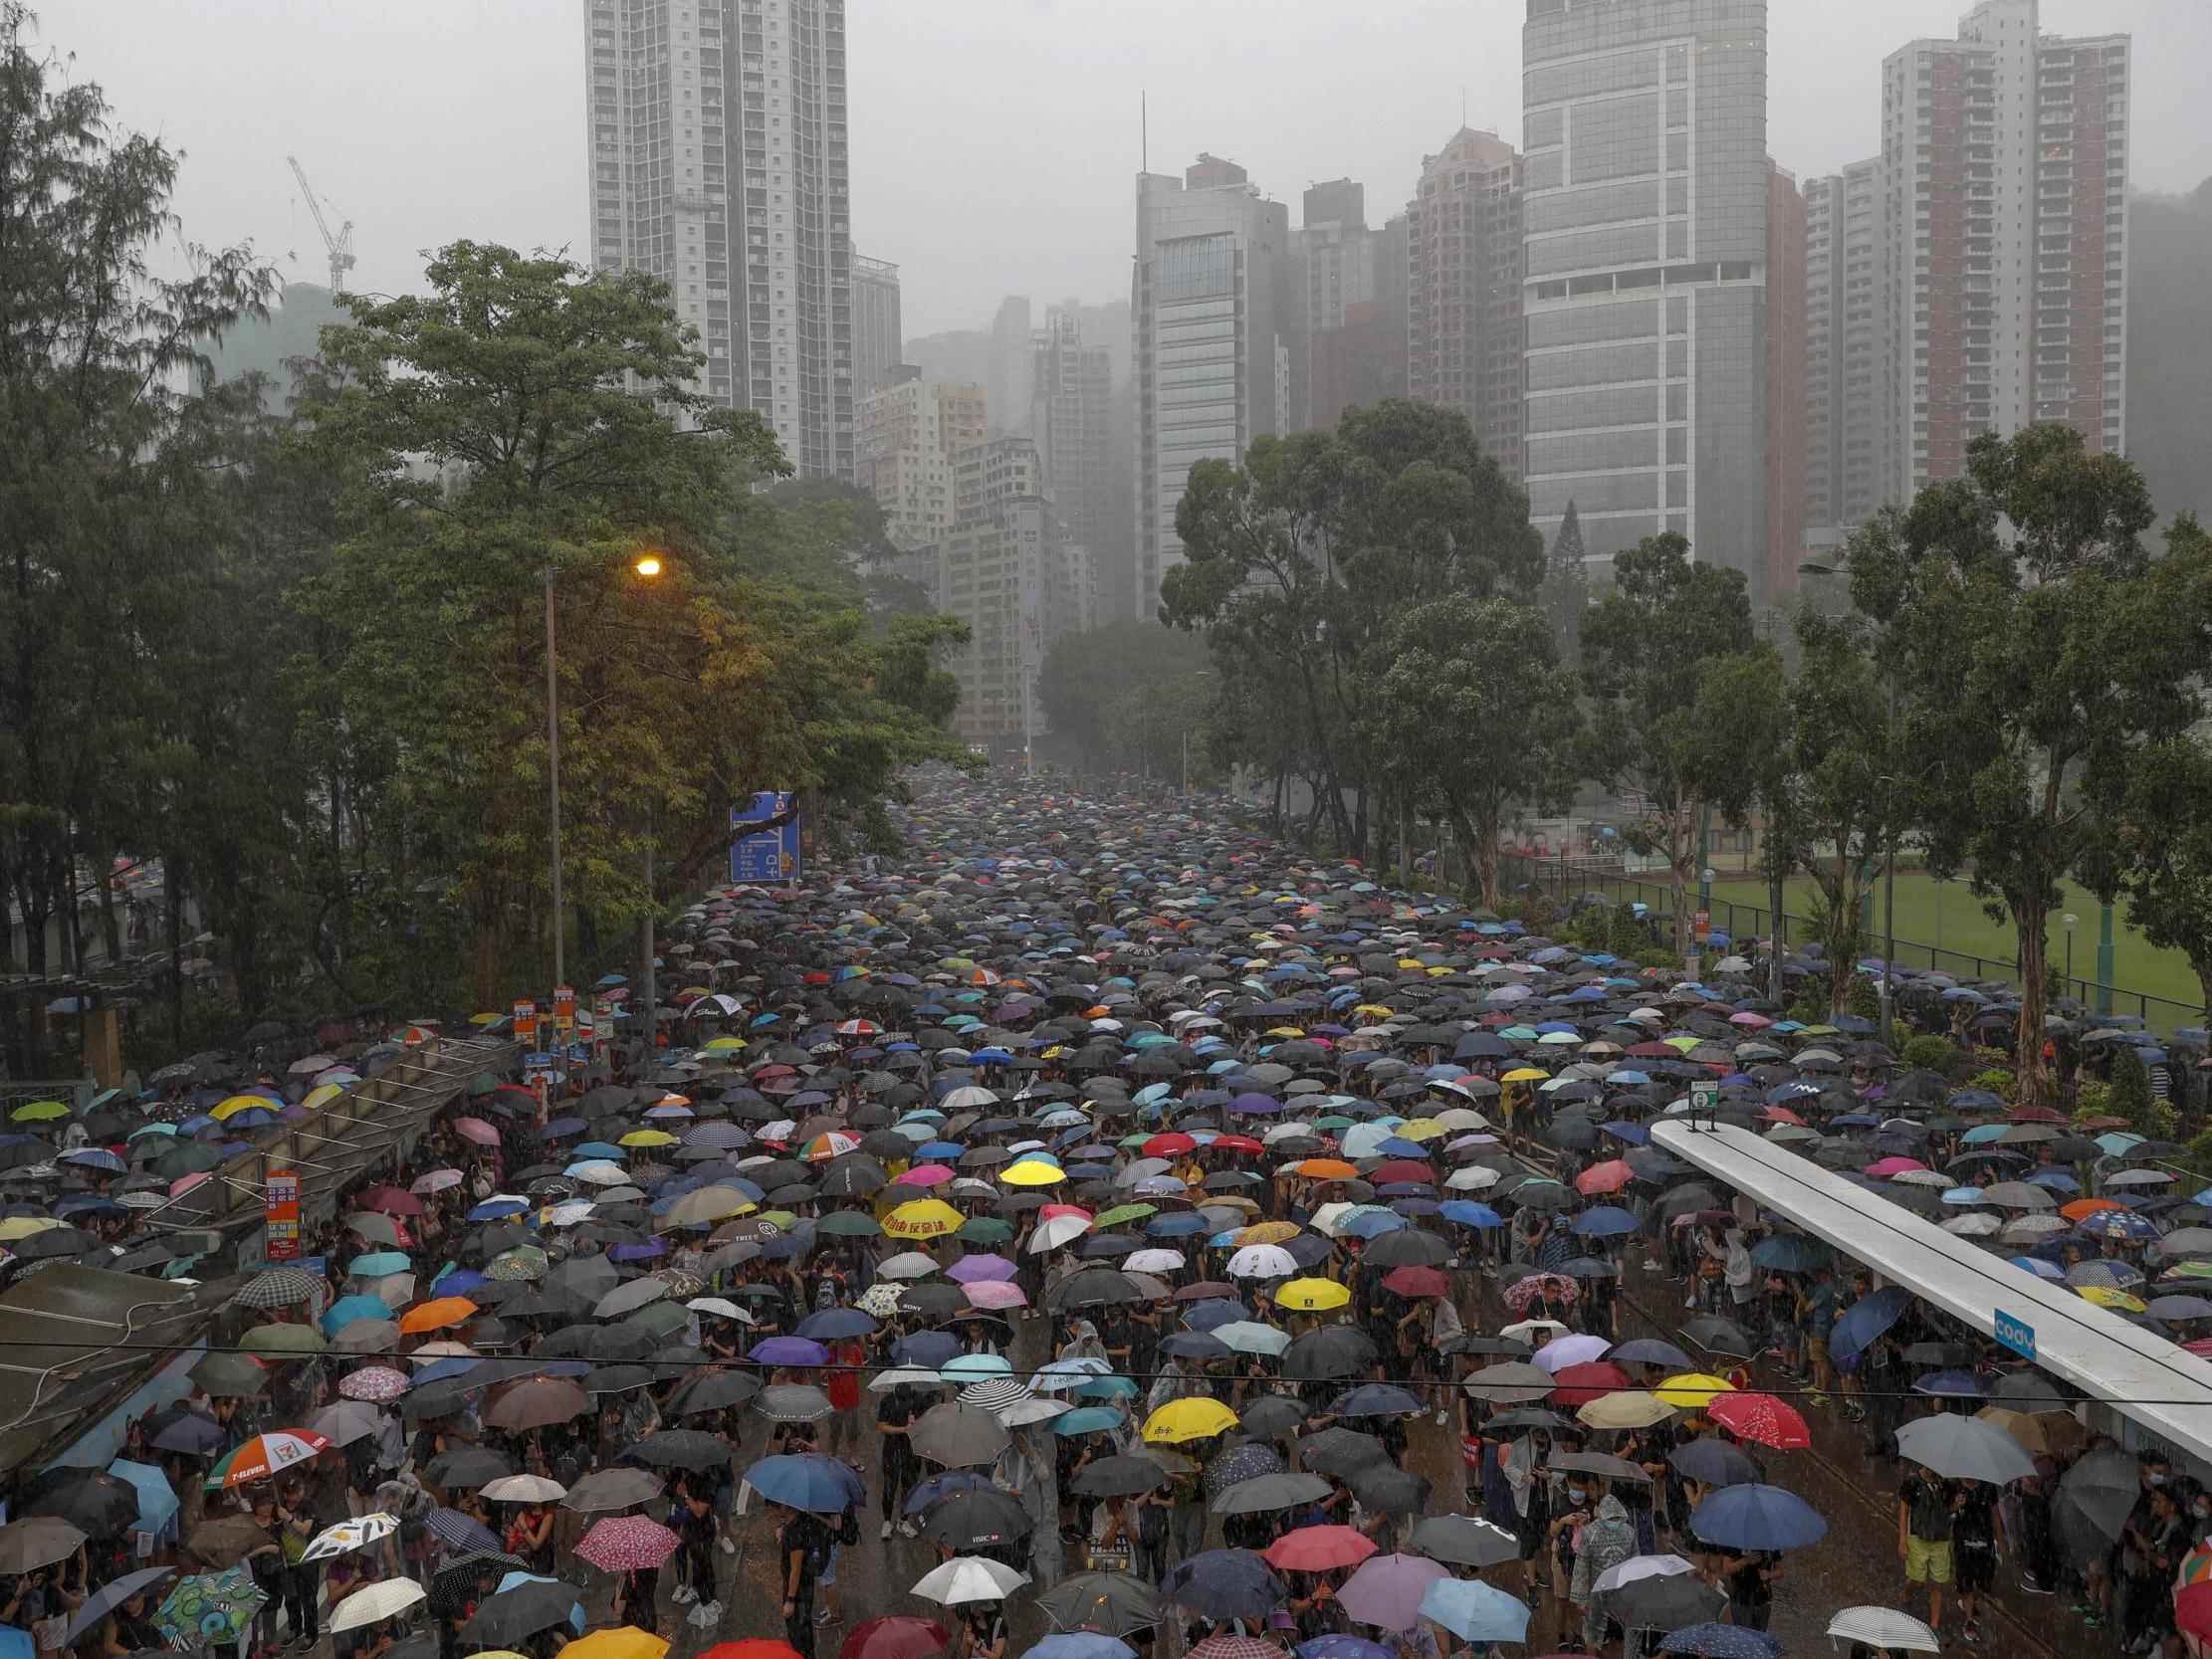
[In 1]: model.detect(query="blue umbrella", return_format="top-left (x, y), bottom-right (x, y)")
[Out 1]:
top-left (1686, 1484), bottom-right (1827, 1551)
top-left (746, 1451), bottom-right (865, 1514)
top-left (323, 1294), bottom-right (393, 1335)
top-left (1417, 1580), bottom-right (1530, 1644)
top-left (1571, 1206), bottom-right (1639, 1237)
top-left (1050, 1407), bottom-right (1126, 1437)
top-left (1438, 1201), bottom-right (1503, 1229)
top-left (1749, 1234), bottom-right (1829, 1273)
top-left (106, 1461), bottom-right (180, 1535)
top-left (1018, 1639), bottom-right (1134, 1659)
top-left (794, 1308), bottom-right (879, 1341)
top-left (1297, 1641), bottom-right (1394, 1659)
top-left (1914, 1368), bottom-right (1984, 1398)
top-left (1830, 1284), bottom-right (1913, 1363)
top-left (1657, 1623), bottom-right (1784, 1659)
top-left (1160, 1549), bottom-right (1285, 1620)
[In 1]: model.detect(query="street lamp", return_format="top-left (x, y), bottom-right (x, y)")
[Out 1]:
top-left (2063, 912), bottom-right (2078, 987)
top-left (545, 551), bottom-right (667, 991)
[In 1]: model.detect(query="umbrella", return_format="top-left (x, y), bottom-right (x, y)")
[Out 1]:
top-left (1686, 1484), bottom-right (1826, 1551)
top-left (60, 1564), bottom-right (175, 1645)
top-left (1606, 1571), bottom-right (1726, 1632)
top-left (1071, 1455), bottom-right (1172, 1499)
top-left (563, 1467), bottom-right (668, 1513)
top-left (329, 1578), bottom-right (426, 1633)
top-left (1036, 1572), bottom-right (1165, 1635)
top-left (1161, 1551), bottom-right (1284, 1622)
top-left (1667, 1439), bottom-right (1761, 1489)
top-left (154, 1567), bottom-right (266, 1646)
top-left (1416, 1580), bottom-right (1529, 1645)
top-left (919, 1488), bottom-right (1034, 1552)
top-left (563, 1630), bottom-right (668, 1659)
top-left (1894, 1415), bottom-right (2036, 1485)
top-left (1407, 1514), bottom-right (1519, 1568)
top-left (1212, 1473), bottom-right (1332, 1517)
top-left (1825, 1607), bottom-right (1940, 1653)
top-left (302, 1513), bottom-right (399, 1561)
top-left (745, 1453), bottom-right (865, 1514)
top-left (426, 1509), bottom-right (503, 1555)
top-left (1705, 1393), bottom-right (1809, 1451)
top-left (575, 1516), bottom-right (684, 1572)
top-left (461, 1577), bottom-right (585, 1646)
top-left (1263, 1526), bottom-right (1376, 1571)
top-left (1656, 1625), bottom-right (1783, 1659)
top-left (0, 1517), bottom-right (87, 1573)
top-left (911, 1556), bottom-right (1029, 1605)
top-left (22, 1468), bottom-right (138, 1534)
top-left (838, 1618), bottom-right (952, 1659)
top-left (1334, 1553), bottom-right (1447, 1633)
top-left (910, 1402), bottom-right (1011, 1468)
top-left (185, 1513), bottom-right (270, 1569)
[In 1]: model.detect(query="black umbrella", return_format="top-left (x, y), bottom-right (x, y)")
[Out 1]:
top-left (461, 1577), bottom-right (583, 1646)
top-left (1348, 1463), bottom-right (1431, 1512)
top-left (424, 1447), bottom-right (513, 1489)
top-left (918, 1487), bottom-right (1034, 1551)
top-left (632, 1430), bottom-right (730, 1472)
top-left (1297, 1427), bottom-right (1386, 1478)
top-left (1161, 1549), bottom-right (1284, 1621)
top-left (1668, 1438), bottom-right (1762, 1489)
top-left (1071, 1454), bottom-right (1172, 1498)
top-left (1036, 1570), bottom-right (1166, 1635)
top-left (1282, 1326), bottom-right (1377, 1380)
top-left (1607, 1572), bottom-right (1726, 1631)
top-left (1409, 1514), bottom-right (1519, 1567)
top-left (19, 1469), bottom-right (138, 1535)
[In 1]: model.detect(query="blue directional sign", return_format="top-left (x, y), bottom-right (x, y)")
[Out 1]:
top-left (1993, 1310), bottom-right (2036, 1362)
top-left (730, 791), bottom-right (799, 884)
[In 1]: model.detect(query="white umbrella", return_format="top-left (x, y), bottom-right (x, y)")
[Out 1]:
top-left (1826, 1606), bottom-right (1939, 1652)
top-left (1124, 1249), bottom-right (1186, 1274)
top-left (481, 1475), bottom-right (567, 1503)
top-left (1027, 1214), bottom-right (1091, 1255)
top-left (879, 1251), bottom-right (946, 1279)
top-left (1529, 1334), bottom-right (1613, 1374)
top-left (911, 1556), bottom-right (1029, 1605)
top-left (301, 1514), bottom-right (398, 1562)
top-left (1592, 1554), bottom-right (1693, 1594)
top-left (1894, 1415), bottom-right (2036, 1486)
top-left (1227, 1244), bottom-right (1297, 1280)
top-left (328, 1578), bottom-right (425, 1633)
top-left (869, 1366), bottom-right (950, 1393)
top-left (1444, 1166), bottom-right (1501, 1191)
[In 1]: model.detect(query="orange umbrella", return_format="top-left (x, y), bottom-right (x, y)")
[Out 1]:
top-left (399, 1296), bottom-right (479, 1335)
top-left (1296, 1158), bottom-right (1358, 1180)
top-left (2061, 1197), bottom-right (2126, 1221)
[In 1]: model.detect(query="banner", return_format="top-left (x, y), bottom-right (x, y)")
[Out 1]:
top-left (264, 1170), bottom-right (301, 1262)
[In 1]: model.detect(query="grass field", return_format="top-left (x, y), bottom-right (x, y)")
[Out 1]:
top-left (1687, 869), bottom-right (2205, 1022)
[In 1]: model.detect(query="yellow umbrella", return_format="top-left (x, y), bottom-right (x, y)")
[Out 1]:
top-left (883, 1199), bottom-right (965, 1239)
top-left (703, 1036), bottom-right (747, 1052)
top-left (1234, 1221), bottom-right (1302, 1247)
top-left (618, 1130), bottom-right (677, 1148)
top-left (0, 1216), bottom-right (59, 1241)
top-left (1143, 1397), bottom-right (1239, 1444)
top-left (558, 1630), bottom-right (668, 1659)
top-left (1273, 1278), bottom-right (1351, 1312)
top-left (1578, 1390), bottom-right (1677, 1430)
top-left (1654, 1372), bottom-right (1738, 1408)
top-left (211, 1094), bottom-right (278, 1121)
top-left (1264, 1026), bottom-right (1304, 1038)
top-left (1501, 1068), bottom-right (1549, 1084)
top-left (2076, 1284), bottom-right (2147, 1313)
top-left (302, 1084), bottom-right (346, 1111)
top-left (1661, 1036), bottom-right (1701, 1053)
top-left (1000, 1160), bottom-right (1066, 1187)
top-left (469, 1012), bottom-right (499, 1026)
top-left (1394, 1119), bottom-right (1446, 1142)
top-left (1354, 1004), bottom-right (1393, 1018)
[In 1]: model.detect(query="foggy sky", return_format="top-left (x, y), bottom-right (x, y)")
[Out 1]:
top-left (39, 0), bottom-right (2212, 339)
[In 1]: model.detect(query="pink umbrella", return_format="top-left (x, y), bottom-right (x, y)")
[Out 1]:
top-left (337, 1366), bottom-right (411, 1402)
top-left (1336, 1553), bottom-right (1448, 1633)
top-left (453, 1117), bottom-right (500, 1147)
top-left (893, 1164), bottom-right (955, 1187)
top-left (1575, 1160), bottom-right (1634, 1195)
top-left (1866, 1156), bottom-right (1928, 1178)
top-left (574, 1514), bottom-right (683, 1572)
top-left (964, 1280), bottom-right (1027, 1311)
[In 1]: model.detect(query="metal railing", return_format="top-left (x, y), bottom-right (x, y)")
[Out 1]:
top-left (1500, 855), bottom-right (2203, 1036)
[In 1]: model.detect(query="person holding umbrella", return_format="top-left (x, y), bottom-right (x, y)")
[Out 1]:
top-left (94, 1581), bottom-right (165, 1659)
top-left (771, 1499), bottom-right (825, 1659)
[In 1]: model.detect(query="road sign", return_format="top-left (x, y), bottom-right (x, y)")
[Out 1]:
top-left (513, 999), bottom-right (537, 1042)
top-left (1994, 1310), bottom-right (2036, 1361)
top-left (1688, 1080), bottom-right (1718, 1117)
top-left (523, 1052), bottom-right (553, 1071)
top-left (553, 985), bottom-right (575, 1026)
top-left (730, 791), bottom-right (799, 884)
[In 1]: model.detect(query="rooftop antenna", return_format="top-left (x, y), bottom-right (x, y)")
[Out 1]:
top-left (1141, 90), bottom-right (1148, 174)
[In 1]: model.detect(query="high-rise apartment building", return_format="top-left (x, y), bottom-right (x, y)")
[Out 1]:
top-left (1521, 0), bottom-right (1772, 595)
top-left (853, 368), bottom-right (986, 549)
top-left (1765, 161), bottom-right (1807, 596)
top-left (1802, 157), bottom-right (1885, 542)
top-left (1132, 154), bottom-right (1293, 620)
top-left (1406, 128), bottom-right (1525, 480)
top-left (1877, 0), bottom-right (2126, 502)
top-left (1290, 182), bottom-right (1410, 433)
top-left (988, 297), bottom-right (1034, 438)
top-left (851, 254), bottom-right (902, 397)
top-left (1031, 307), bottom-right (1116, 581)
top-left (585, 0), bottom-right (853, 477)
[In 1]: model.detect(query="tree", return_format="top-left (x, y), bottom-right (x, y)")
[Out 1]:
top-left (1537, 501), bottom-right (1589, 663)
top-left (1578, 532), bottom-right (1757, 951)
top-left (1846, 427), bottom-right (2212, 1110)
top-left (1366, 596), bottom-right (1580, 908)
top-left (1037, 621), bottom-right (1213, 774)
top-left (1689, 648), bottom-right (1795, 999)
top-left (873, 613), bottom-right (970, 729)
top-left (2118, 719), bottom-right (2212, 1025)
top-left (1162, 399), bottom-right (1542, 856)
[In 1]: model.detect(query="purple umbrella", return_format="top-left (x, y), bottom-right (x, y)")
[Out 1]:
top-left (1229, 1093), bottom-right (1286, 1116)
top-left (1335, 1554), bottom-right (1448, 1633)
top-left (945, 1254), bottom-right (1017, 1284)
top-left (748, 1336), bottom-right (830, 1367)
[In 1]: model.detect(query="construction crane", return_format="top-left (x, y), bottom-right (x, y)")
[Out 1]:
top-left (286, 154), bottom-right (356, 295)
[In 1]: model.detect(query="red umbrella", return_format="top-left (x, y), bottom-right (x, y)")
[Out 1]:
top-left (2177, 1582), bottom-right (2212, 1642)
top-left (1143, 1133), bottom-right (1197, 1157)
top-left (355, 1186), bottom-right (427, 1216)
top-left (1575, 1160), bottom-right (1634, 1195)
top-left (834, 1618), bottom-right (949, 1659)
top-left (453, 1117), bottom-right (501, 1147)
top-left (711, 1647), bottom-right (807, 1659)
top-left (1263, 1524), bottom-right (1377, 1571)
top-left (1549, 1361), bottom-right (1633, 1407)
top-left (575, 1515), bottom-right (683, 1572)
top-left (1380, 1266), bottom-right (1449, 1300)
top-left (1369, 1159), bottom-right (1436, 1186)
top-left (1706, 1391), bottom-right (1811, 1450)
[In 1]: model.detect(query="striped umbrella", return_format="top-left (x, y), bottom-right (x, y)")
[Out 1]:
top-left (230, 1269), bottom-right (324, 1311)
top-left (425, 1508), bottom-right (503, 1555)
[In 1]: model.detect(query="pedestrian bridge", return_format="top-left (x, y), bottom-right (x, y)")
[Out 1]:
top-left (1650, 1119), bottom-right (2212, 1464)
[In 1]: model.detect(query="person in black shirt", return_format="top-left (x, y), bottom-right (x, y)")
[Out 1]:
top-left (878, 1384), bottom-right (919, 1541)
top-left (1950, 1477), bottom-right (2005, 1643)
top-left (773, 1502), bottom-right (824, 1659)
top-left (1897, 1468), bottom-right (1959, 1636)
top-left (1722, 1548), bottom-right (1781, 1631)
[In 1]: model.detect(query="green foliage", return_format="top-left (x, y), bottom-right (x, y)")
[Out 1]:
top-left (1161, 399), bottom-right (1542, 855)
top-left (1845, 975), bottom-right (1880, 1023)
top-left (1845, 426), bottom-right (2212, 1107)
top-left (2071, 1082), bottom-right (2111, 1126)
top-left (1563, 902), bottom-right (1661, 960)
top-left (1537, 501), bottom-right (1588, 663)
top-left (2116, 715), bottom-right (2212, 1025)
top-left (1578, 533), bottom-right (1757, 950)
top-left (1036, 622), bottom-right (1215, 778)
top-left (2107, 1045), bottom-right (2156, 1134)
top-left (2178, 1128), bottom-right (2212, 1181)
top-left (1900, 1034), bottom-right (1960, 1073)
top-left (1967, 1067), bottom-right (2020, 1105)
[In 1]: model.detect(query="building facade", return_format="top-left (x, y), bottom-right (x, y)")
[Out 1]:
top-left (1132, 154), bottom-right (1293, 620)
top-left (585, 0), bottom-right (853, 477)
top-left (853, 368), bottom-right (986, 549)
top-left (1802, 157), bottom-right (1885, 542)
top-left (1876, 0), bottom-right (2126, 504)
top-left (1764, 161), bottom-right (1806, 597)
top-left (1031, 307), bottom-right (1117, 582)
top-left (1521, 0), bottom-right (1772, 595)
top-left (1406, 128), bottom-right (1525, 479)
top-left (988, 296), bottom-right (1034, 438)
top-left (850, 253), bottom-right (901, 397)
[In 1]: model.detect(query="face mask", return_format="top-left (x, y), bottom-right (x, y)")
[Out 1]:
top-left (2194, 1503), bottom-right (2209, 1519)
top-left (1569, 1489), bottom-right (1588, 1505)
top-left (2150, 1473), bottom-right (2168, 1487)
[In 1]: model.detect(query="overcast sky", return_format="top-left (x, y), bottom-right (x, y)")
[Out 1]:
top-left (40, 0), bottom-right (2212, 338)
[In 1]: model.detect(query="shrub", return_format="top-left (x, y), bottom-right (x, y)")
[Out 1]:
top-left (2071, 1081), bottom-right (2112, 1126)
top-left (1966, 1066), bottom-right (2019, 1104)
top-left (1846, 975), bottom-right (1881, 1023)
top-left (2108, 1046), bottom-right (2155, 1134)
top-left (1901, 1035), bottom-right (1959, 1073)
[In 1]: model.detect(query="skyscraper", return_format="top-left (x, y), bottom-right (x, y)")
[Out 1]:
top-left (850, 254), bottom-right (902, 397)
top-left (1764, 161), bottom-right (1806, 597)
top-left (1802, 157), bottom-right (1885, 542)
top-left (585, 0), bottom-right (853, 477)
top-left (1031, 307), bottom-right (1116, 582)
top-left (1406, 128), bottom-right (1525, 479)
top-left (988, 296), bottom-right (1034, 438)
top-left (1290, 181), bottom-right (1410, 433)
top-left (853, 368), bottom-right (986, 550)
top-left (1876, 0), bottom-right (2127, 503)
top-left (1132, 154), bottom-right (1293, 620)
top-left (1521, 0), bottom-right (1772, 594)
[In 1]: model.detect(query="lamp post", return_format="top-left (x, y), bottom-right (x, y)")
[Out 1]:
top-left (2063, 912), bottom-right (2078, 989)
top-left (545, 553), bottom-right (665, 992)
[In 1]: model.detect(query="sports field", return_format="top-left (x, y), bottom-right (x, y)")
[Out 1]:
top-left (1694, 869), bottom-right (2204, 1021)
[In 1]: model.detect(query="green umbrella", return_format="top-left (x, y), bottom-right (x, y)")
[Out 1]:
top-left (620, 1303), bottom-right (690, 1340)
top-left (241, 1322), bottom-right (327, 1357)
top-left (155, 1567), bottom-right (266, 1645)
top-left (816, 1211), bottom-right (881, 1236)
top-left (11, 1100), bottom-right (68, 1122)
top-left (487, 1246), bottom-right (550, 1282)
top-left (189, 1351), bottom-right (268, 1397)
top-left (957, 1217), bottom-right (1014, 1244)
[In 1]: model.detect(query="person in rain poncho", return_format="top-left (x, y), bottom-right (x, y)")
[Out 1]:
top-left (1569, 1492), bottom-right (1639, 1656)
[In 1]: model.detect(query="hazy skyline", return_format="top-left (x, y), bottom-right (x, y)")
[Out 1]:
top-left (42, 0), bottom-right (2212, 338)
